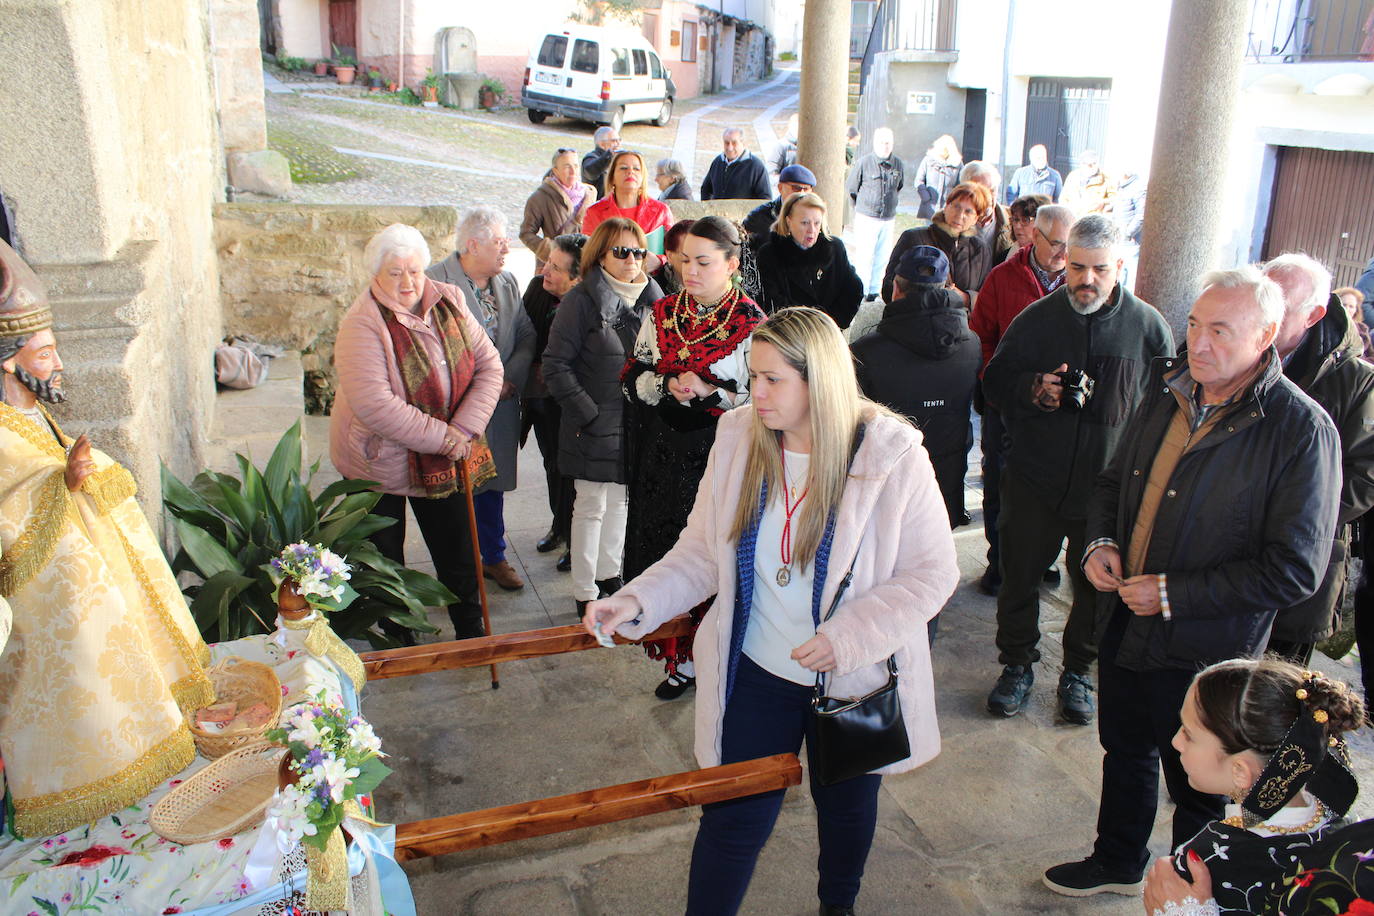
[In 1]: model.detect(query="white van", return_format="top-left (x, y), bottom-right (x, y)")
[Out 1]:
top-left (521, 24), bottom-right (676, 131)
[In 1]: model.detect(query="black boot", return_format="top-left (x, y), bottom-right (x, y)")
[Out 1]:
top-left (536, 528), bottom-right (565, 553)
top-left (595, 576), bottom-right (623, 598)
top-left (449, 605), bottom-right (487, 641)
top-left (556, 550), bottom-right (571, 572)
top-left (820, 904), bottom-right (855, 916)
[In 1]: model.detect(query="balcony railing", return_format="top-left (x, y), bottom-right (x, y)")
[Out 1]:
top-left (860, 0), bottom-right (958, 90)
top-left (1245, 0), bottom-right (1374, 63)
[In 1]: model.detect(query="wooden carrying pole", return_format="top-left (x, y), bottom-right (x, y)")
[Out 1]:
top-left (457, 460), bottom-right (499, 689)
top-left (359, 616), bottom-right (695, 680)
top-left (393, 753), bottom-right (801, 860)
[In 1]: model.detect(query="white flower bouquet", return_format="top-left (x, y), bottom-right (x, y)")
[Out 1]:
top-left (264, 690), bottom-right (390, 851)
top-left (268, 542), bottom-right (357, 613)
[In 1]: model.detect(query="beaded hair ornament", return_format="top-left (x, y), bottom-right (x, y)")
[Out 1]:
top-left (1232, 671), bottom-right (1358, 829)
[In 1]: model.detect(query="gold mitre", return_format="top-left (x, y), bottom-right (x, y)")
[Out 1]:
top-left (0, 239), bottom-right (53, 338)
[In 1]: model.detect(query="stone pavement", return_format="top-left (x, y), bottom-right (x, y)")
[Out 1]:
top-left (297, 415), bottom-right (1374, 915)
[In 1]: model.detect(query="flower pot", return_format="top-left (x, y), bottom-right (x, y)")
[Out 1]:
top-left (478, 88), bottom-right (496, 110)
top-left (313, 61), bottom-right (329, 76)
top-left (278, 751), bottom-right (300, 791)
top-left (277, 580), bottom-right (312, 622)
top-left (423, 84), bottom-right (439, 104)
top-left (335, 66), bottom-right (356, 85)
top-left (387, 81), bottom-right (399, 92)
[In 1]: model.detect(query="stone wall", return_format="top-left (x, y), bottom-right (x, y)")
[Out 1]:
top-left (0, 0), bottom-right (227, 528)
top-left (214, 203), bottom-right (459, 406)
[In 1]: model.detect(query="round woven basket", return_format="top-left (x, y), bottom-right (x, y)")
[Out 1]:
top-left (150, 741), bottom-right (286, 845)
top-left (189, 657), bottom-right (283, 759)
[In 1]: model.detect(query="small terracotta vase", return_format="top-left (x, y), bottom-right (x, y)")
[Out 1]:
top-left (276, 580), bottom-right (312, 622)
top-left (278, 751), bottom-right (300, 790)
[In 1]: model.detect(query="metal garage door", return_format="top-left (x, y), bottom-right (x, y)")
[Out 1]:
top-left (1022, 77), bottom-right (1112, 177)
top-left (1263, 146), bottom-right (1374, 288)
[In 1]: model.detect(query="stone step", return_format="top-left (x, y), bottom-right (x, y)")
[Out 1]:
top-left (207, 350), bottom-right (306, 476)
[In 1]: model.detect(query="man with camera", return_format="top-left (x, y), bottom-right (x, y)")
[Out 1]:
top-left (981, 214), bottom-right (1173, 724)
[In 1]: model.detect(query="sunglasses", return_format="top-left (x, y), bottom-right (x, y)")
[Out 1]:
top-left (610, 246), bottom-right (648, 260)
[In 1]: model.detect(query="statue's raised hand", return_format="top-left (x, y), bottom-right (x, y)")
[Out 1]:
top-left (65, 434), bottom-right (95, 491)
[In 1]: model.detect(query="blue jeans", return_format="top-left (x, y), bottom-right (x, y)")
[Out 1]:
top-left (685, 656), bottom-right (882, 915)
top-left (472, 490), bottom-right (505, 564)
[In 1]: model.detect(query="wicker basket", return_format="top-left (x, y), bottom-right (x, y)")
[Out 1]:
top-left (189, 657), bottom-right (283, 759)
top-left (150, 741), bottom-right (286, 845)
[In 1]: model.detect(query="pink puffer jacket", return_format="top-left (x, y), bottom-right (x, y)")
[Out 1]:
top-left (329, 280), bottom-right (503, 497)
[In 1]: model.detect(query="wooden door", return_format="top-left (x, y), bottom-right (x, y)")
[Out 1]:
top-left (329, 0), bottom-right (356, 59)
top-left (1264, 146), bottom-right (1374, 287)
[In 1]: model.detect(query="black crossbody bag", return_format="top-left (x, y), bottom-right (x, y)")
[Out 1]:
top-left (809, 558), bottom-right (911, 786)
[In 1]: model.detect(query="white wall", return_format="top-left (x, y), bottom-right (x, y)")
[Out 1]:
top-left (277, 0), bottom-right (326, 60)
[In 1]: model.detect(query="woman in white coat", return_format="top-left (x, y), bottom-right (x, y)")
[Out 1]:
top-left (586, 307), bottom-right (959, 915)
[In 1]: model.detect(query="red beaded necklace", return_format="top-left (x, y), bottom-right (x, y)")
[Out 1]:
top-left (777, 453), bottom-right (809, 587)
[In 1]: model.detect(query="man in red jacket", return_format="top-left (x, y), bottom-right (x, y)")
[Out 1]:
top-left (970, 203), bottom-right (1074, 595)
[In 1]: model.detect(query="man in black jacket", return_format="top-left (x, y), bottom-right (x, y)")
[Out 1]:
top-left (852, 246), bottom-right (979, 526)
top-left (846, 127), bottom-right (904, 300)
top-left (982, 215), bottom-right (1173, 726)
top-left (1263, 253), bottom-right (1374, 664)
top-left (581, 126), bottom-right (620, 198)
top-left (1044, 267), bottom-right (1341, 899)
top-left (699, 128), bottom-right (772, 201)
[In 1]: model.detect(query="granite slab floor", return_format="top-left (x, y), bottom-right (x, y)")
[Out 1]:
top-left (303, 417), bottom-right (1374, 915)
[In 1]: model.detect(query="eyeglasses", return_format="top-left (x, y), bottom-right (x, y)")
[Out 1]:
top-left (610, 246), bottom-right (648, 260)
top-left (1035, 226), bottom-right (1068, 251)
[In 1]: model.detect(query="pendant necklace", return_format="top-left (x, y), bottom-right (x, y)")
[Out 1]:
top-left (777, 455), bottom-right (809, 587)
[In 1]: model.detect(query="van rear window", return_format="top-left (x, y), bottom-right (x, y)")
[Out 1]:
top-left (538, 36), bottom-right (568, 68)
top-left (571, 39), bottom-right (598, 74)
top-left (611, 48), bottom-right (630, 77)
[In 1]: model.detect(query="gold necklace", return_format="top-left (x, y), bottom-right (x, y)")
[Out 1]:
top-left (663, 288), bottom-right (739, 360)
top-left (1221, 798), bottom-right (1328, 834)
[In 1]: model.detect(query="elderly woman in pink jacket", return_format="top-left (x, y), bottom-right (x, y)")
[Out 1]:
top-left (330, 223), bottom-right (503, 643)
top-left (586, 307), bottom-right (959, 915)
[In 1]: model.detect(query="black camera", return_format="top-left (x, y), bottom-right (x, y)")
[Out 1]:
top-left (1059, 368), bottom-right (1095, 411)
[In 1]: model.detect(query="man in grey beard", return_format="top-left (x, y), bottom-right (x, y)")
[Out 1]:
top-left (979, 214), bottom-right (1174, 726)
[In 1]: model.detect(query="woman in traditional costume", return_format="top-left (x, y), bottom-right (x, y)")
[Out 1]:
top-left (588, 307), bottom-right (958, 914)
top-left (622, 217), bottom-right (764, 699)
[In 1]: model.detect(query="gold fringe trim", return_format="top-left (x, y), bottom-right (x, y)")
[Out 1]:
top-left (0, 401), bottom-right (67, 460)
top-left (82, 463), bottom-right (137, 515)
top-left (0, 470), bottom-right (71, 597)
top-left (305, 823), bottom-right (351, 912)
top-left (109, 522), bottom-right (213, 712)
top-left (281, 613), bottom-right (367, 693)
top-left (11, 724), bottom-right (196, 839)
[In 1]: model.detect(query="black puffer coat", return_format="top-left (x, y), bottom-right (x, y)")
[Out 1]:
top-left (542, 266), bottom-right (662, 482)
top-left (754, 232), bottom-right (863, 328)
top-left (851, 285), bottom-right (981, 521)
top-left (1271, 298), bottom-right (1374, 641)
top-left (1089, 352), bottom-right (1342, 671)
top-left (881, 215), bottom-right (991, 306)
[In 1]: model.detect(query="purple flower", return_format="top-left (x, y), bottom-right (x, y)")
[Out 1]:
top-left (1356, 848), bottom-right (1374, 862)
top-left (306, 748), bottom-right (325, 766)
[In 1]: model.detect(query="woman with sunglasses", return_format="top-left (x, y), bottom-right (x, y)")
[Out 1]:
top-left (543, 218), bottom-right (663, 617)
top-left (583, 150), bottom-right (673, 260)
top-left (587, 308), bottom-right (959, 915)
top-left (621, 217), bottom-right (765, 700)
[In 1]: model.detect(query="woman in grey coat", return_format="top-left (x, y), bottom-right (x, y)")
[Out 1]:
top-left (427, 206), bottom-right (536, 592)
top-left (542, 216), bottom-right (663, 616)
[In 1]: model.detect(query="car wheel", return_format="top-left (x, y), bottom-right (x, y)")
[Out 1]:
top-left (653, 97), bottom-right (673, 127)
top-left (527, 108), bottom-right (548, 124)
top-left (609, 106), bottom-right (625, 132)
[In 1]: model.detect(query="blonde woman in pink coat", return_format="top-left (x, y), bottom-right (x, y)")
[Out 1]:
top-left (586, 307), bottom-right (959, 915)
top-left (330, 223), bottom-right (503, 643)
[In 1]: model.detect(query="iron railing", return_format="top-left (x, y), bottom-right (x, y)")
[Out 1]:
top-left (859, 0), bottom-right (958, 90)
top-left (1245, 0), bottom-right (1374, 62)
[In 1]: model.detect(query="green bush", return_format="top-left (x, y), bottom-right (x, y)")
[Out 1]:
top-left (276, 54), bottom-right (309, 71)
top-left (162, 421), bottom-right (445, 648)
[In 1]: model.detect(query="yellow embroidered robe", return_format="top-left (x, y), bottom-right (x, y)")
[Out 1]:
top-left (0, 403), bottom-right (212, 837)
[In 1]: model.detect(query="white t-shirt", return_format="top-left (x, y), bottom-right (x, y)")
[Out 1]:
top-left (743, 449), bottom-right (818, 686)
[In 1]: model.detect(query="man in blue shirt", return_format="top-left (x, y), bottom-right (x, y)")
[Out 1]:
top-left (1005, 144), bottom-right (1063, 204)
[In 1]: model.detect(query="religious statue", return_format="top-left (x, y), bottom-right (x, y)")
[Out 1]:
top-left (0, 239), bottom-right (212, 838)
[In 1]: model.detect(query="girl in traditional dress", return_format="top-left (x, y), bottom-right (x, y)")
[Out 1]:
top-left (1143, 657), bottom-right (1364, 916)
top-left (622, 217), bottom-right (764, 699)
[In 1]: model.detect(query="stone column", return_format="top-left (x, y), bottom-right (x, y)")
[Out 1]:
top-left (1134, 0), bottom-right (1249, 337)
top-left (797, 0), bottom-right (850, 220)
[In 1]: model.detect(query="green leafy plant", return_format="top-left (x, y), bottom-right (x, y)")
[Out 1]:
top-left (275, 54), bottom-right (308, 71)
top-left (161, 420), bottom-right (445, 648)
top-left (421, 68), bottom-right (440, 89)
top-left (397, 87), bottom-right (422, 105)
top-left (333, 52), bottom-right (357, 69)
top-left (479, 76), bottom-right (506, 98)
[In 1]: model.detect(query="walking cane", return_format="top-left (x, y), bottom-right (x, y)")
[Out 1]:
top-left (458, 459), bottom-right (500, 689)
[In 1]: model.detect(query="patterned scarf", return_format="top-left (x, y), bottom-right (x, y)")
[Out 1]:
top-left (374, 282), bottom-right (492, 497)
